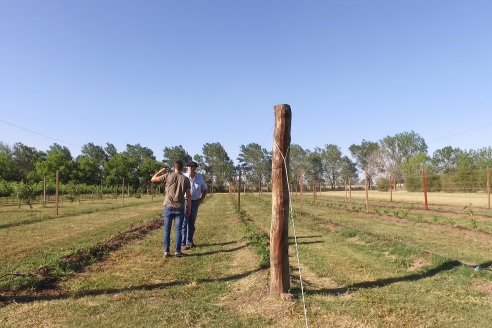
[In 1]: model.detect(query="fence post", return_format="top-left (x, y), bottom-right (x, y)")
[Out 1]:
top-left (238, 169), bottom-right (241, 212)
top-left (349, 179), bottom-right (352, 204)
top-left (313, 180), bottom-right (317, 205)
top-left (55, 171), bottom-right (59, 215)
top-left (487, 166), bottom-right (490, 210)
top-left (43, 176), bottom-right (47, 207)
top-left (300, 170), bottom-right (304, 213)
top-left (365, 171), bottom-right (369, 213)
top-left (270, 104), bottom-right (291, 297)
top-left (423, 166), bottom-right (429, 210)
top-left (122, 178), bottom-right (125, 204)
top-left (389, 175), bottom-right (393, 202)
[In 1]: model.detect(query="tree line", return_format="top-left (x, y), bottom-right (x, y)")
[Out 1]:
top-left (1, 130), bottom-right (491, 199)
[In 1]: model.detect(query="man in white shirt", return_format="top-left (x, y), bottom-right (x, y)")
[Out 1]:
top-left (182, 161), bottom-right (208, 249)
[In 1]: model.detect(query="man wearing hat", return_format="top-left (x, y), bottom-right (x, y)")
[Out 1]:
top-left (182, 160), bottom-right (208, 249)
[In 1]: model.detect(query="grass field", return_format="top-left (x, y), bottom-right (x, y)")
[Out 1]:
top-left (1, 193), bottom-right (491, 327)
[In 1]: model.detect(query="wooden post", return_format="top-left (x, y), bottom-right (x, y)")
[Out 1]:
top-left (127, 183), bottom-right (130, 198)
top-left (238, 169), bottom-right (241, 212)
top-left (270, 104), bottom-right (291, 297)
top-left (300, 170), bottom-right (304, 213)
top-left (55, 171), bottom-right (59, 215)
top-left (151, 182), bottom-right (154, 202)
top-left (313, 180), bottom-right (317, 205)
top-left (487, 167), bottom-right (490, 209)
top-left (345, 180), bottom-right (348, 200)
top-left (43, 176), bottom-right (47, 206)
top-left (349, 179), bottom-right (352, 204)
top-left (422, 167), bottom-right (429, 210)
top-left (389, 175), bottom-right (393, 202)
top-left (122, 178), bottom-right (125, 204)
top-left (365, 171), bottom-right (369, 213)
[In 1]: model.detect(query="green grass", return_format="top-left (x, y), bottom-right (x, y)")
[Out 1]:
top-left (1, 193), bottom-right (491, 327)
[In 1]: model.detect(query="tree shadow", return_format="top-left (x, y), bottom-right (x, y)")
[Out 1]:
top-left (293, 260), bottom-right (492, 297)
top-left (0, 268), bottom-right (266, 305)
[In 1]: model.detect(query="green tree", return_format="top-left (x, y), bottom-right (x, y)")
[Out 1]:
top-left (379, 131), bottom-right (428, 186)
top-left (11, 143), bottom-right (44, 181)
top-left (305, 149), bottom-right (324, 189)
top-left (321, 144), bottom-right (343, 189)
top-left (163, 145), bottom-right (191, 171)
top-left (431, 146), bottom-right (462, 174)
top-left (349, 140), bottom-right (379, 189)
top-left (73, 155), bottom-right (102, 184)
top-left (340, 156), bottom-right (358, 185)
top-left (289, 144), bottom-right (307, 192)
top-left (35, 143), bottom-right (75, 183)
top-left (201, 142), bottom-right (234, 192)
top-left (104, 153), bottom-right (136, 186)
top-left (238, 143), bottom-right (271, 192)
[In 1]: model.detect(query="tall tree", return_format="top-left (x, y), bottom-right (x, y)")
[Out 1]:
top-left (431, 146), bottom-right (462, 174)
top-left (304, 149), bottom-right (324, 189)
top-left (35, 143), bottom-right (74, 182)
top-left (12, 143), bottom-right (44, 181)
top-left (379, 131), bottom-right (428, 185)
top-left (340, 156), bottom-right (358, 185)
top-left (321, 144), bottom-right (343, 189)
top-left (238, 143), bottom-right (271, 192)
top-left (349, 140), bottom-right (379, 188)
top-left (201, 142), bottom-right (234, 192)
top-left (163, 145), bottom-right (191, 171)
top-left (289, 144), bottom-right (307, 192)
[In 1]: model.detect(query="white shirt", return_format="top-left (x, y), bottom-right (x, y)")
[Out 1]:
top-left (184, 172), bottom-right (208, 200)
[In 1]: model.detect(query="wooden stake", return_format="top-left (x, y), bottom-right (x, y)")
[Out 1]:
top-left (313, 180), bottom-right (317, 205)
top-left (55, 171), bottom-right (59, 215)
top-left (389, 175), bottom-right (393, 202)
top-left (122, 178), bottom-right (125, 204)
top-left (487, 167), bottom-right (490, 210)
top-left (270, 104), bottom-right (291, 296)
top-left (43, 176), bottom-right (46, 206)
top-left (238, 169), bottom-right (241, 212)
top-left (365, 171), bottom-right (369, 213)
top-left (300, 170), bottom-right (304, 213)
top-left (422, 167), bottom-right (429, 210)
top-left (349, 179), bottom-right (352, 204)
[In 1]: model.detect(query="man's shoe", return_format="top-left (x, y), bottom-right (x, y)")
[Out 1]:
top-left (183, 244), bottom-right (191, 250)
top-left (164, 252), bottom-right (170, 258)
top-left (174, 252), bottom-right (185, 258)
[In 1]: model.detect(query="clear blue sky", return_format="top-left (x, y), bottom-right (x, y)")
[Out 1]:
top-left (1, 1), bottom-right (491, 162)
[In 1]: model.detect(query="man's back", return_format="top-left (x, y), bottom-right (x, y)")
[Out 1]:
top-left (160, 172), bottom-right (191, 208)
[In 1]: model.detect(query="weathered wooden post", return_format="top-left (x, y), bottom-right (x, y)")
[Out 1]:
top-left (270, 104), bottom-right (291, 297)
top-left (238, 169), bottom-right (242, 212)
top-left (122, 178), bottom-right (125, 204)
top-left (55, 171), bottom-right (59, 215)
top-left (487, 167), bottom-right (490, 210)
top-left (349, 179), bottom-right (352, 204)
top-left (422, 166), bottom-right (429, 210)
top-left (300, 170), bottom-right (304, 213)
top-left (365, 171), bottom-right (369, 213)
top-left (389, 175), bottom-right (393, 202)
top-left (43, 176), bottom-right (47, 207)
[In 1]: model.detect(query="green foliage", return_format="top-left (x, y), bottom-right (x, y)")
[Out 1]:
top-left (201, 142), bottom-right (234, 192)
top-left (163, 145), bottom-right (191, 170)
top-left (14, 182), bottom-right (36, 208)
top-left (237, 143), bottom-right (271, 190)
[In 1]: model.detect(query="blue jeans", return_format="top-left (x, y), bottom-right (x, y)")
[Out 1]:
top-left (163, 206), bottom-right (184, 253)
top-left (181, 200), bottom-right (200, 245)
